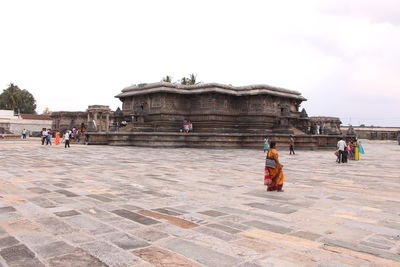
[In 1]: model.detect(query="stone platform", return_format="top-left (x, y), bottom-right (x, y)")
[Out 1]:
top-left (87, 132), bottom-right (340, 150)
top-left (0, 139), bottom-right (399, 266)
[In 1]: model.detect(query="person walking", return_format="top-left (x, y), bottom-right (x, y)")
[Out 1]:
top-left (64, 130), bottom-right (71, 148)
top-left (289, 136), bottom-right (295, 155)
top-left (337, 137), bottom-right (347, 163)
top-left (45, 129), bottom-right (52, 145)
top-left (265, 141), bottom-right (285, 192)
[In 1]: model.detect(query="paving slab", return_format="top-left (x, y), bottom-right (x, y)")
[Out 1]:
top-left (1, 140), bottom-right (400, 266)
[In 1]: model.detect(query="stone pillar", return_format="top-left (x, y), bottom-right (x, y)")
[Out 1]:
top-left (106, 113), bottom-right (110, 132)
top-left (94, 113), bottom-right (98, 131)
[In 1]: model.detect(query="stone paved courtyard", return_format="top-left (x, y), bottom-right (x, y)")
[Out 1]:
top-left (0, 139), bottom-right (399, 266)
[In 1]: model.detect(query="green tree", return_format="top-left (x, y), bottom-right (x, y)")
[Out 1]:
top-left (180, 77), bottom-right (189, 85)
top-left (0, 83), bottom-right (37, 114)
top-left (188, 73), bottom-right (197, 85)
top-left (180, 74), bottom-right (199, 85)
top-left (161, 75), bottom-right (173, 83)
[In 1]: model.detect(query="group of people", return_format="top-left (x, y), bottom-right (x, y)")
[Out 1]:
top-left (40, 128), bottom-right (77, 148)
top-left (336, 137), bottom-right (365, 163)
top-left (181, 119), bottom-right (193, 133)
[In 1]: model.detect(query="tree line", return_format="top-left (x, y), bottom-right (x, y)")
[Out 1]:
top-left (162, 73), bottom-right (199, 85)
top-left (0, 83), bottom-right (37, 114)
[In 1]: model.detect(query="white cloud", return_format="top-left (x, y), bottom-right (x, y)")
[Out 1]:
top-left (0, 0), bottom-right (398, 126)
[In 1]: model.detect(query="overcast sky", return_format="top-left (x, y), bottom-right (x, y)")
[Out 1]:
top-left (1, 0), bottom-right (399, 126)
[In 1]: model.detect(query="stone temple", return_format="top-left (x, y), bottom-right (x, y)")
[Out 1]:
top-left (88, 82), bottom-right (341, 149)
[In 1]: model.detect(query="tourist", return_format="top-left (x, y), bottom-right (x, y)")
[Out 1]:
top-left (354, 139), bottom-right (365, 160)
top-left (189, 121), bottom-right (193, 132)
top-left (337, 137), bottom-right (347, 163)
top-left (42, 128), bottom-right (49, 145)
top-left (76, 129), bottom-right (81, 143)
top-left (21, 129), bottom-right (27, 139)
top-left (346, 140), bottom-right (352, 161)
top-left (41, 128), bottom-right (47, 145)
top-left (54, 130), bottom-right (61, 145)
top-left (263, 137), bottom-right (269, 152)
top-left (46, 129), bottom-right (52, 145)
top-left (183, 120), bottom-right (190, 133)
top-left (289, 136), bottom-right (295, 155)
top-left (265, 141), bottom-right (285, 192)
top-left (64, 130), bottom-right (71, 148)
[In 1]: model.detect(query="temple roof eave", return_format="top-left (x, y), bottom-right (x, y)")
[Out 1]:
top-left (115, 83), bottom-right (307, 101)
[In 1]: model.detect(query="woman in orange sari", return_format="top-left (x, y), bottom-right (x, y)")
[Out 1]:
top-left (265, 141), bottom-right (285, 192)
top-left (54, 130), bottom-right (61, 145)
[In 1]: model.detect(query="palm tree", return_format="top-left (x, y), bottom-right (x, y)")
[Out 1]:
top-left (188, 73), bottom-right (197, 85)
top-left (162, 75), bottom-right (173, 83)
top-left (0, 83), bottom-right (19, 111)
top-left (180, 77), bottom-right (189, 85)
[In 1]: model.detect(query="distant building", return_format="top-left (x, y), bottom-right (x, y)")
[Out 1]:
top-left (0, 110), bottom-right (52, 136)
top-left (341, 126), bottom-right (400, 140)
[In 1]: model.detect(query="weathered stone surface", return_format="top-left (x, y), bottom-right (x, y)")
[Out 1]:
top-left (1, 140), bottom-right (400, 266)
top-left (0, 244), bottom-right (35, 263)
top-left (198, 210), bottom-right (228, 217)
top-left (55, 190), bottom-right (78, 197)
top-left (205, 223), bottom-right (241, 234)
top-left (0, 236), bottom-right (19, 248)
top-left (112, 209), bottom-right (160, 225)
top-left (102, 232), bottom-right (150, 250)
top-left (64, 215), bottom-right (116, 235)
top-left (130, 228), bottom-right (169, 242)
top-left (79, 241), bottom-right (142, 267)
top-left (243, 220), bottom-right (292, 234)
top-left (133, 246), bottom-right (202, 267)
top-left (48, 248), bottom-right (107, 267)
top-left (289, 231), bottom-right (321, 241)
top-left (194, 226), bottom-right (238, 241)
top-left (0, 207), bottom-right (16, 213)
top-left (27, 187), bottom-right (51, 194)
top-left (36, 217), bottom-right (76, 235)
top-left (138, 210), bottom-right (198, 229)
top-left (161, 238), bottom-right (241, 267)
top-left (86, 194), bottom-right (112, 202)
top-left (33, 241), bottom-right (75, 259)
top-left (54, 210), bottom-right (81, 217)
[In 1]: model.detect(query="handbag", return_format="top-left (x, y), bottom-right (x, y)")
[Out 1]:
top-left (265, 150), bottom-right (276, 168)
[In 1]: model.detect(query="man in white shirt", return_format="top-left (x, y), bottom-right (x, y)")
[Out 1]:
top-left (337, 138), bottom-right (347, 164)
top-left (41, 128), bottom-right (48, 145)
top-left (64, 130), bottom-right (71, 148)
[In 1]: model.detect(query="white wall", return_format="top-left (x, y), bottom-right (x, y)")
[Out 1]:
top-left (0, 119), bottom-right (52, 134)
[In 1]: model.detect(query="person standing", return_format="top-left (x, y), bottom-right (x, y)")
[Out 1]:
top-left (41, 128), bottom-right (47, 145)
top-left (263, 137), bottom-right (269, 152)
top-left (397, 133), bottom-right (400, 145)
top-left (46, 129), bottom-right (52, 145)
top-left (76, 129), bottom-right (81, 143)
top-left (265, 142), bottom-right (285, 192)
top-left (337, 137), bottom-right (347, 163)
top-left (54, 130), bottom-right (61, 145)
top-left (289, 136), bottom-right (295, 155)
top-left (21, 129), bottom-right (27, 139)
top-left (64, 130), bottom-right (71, 148)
